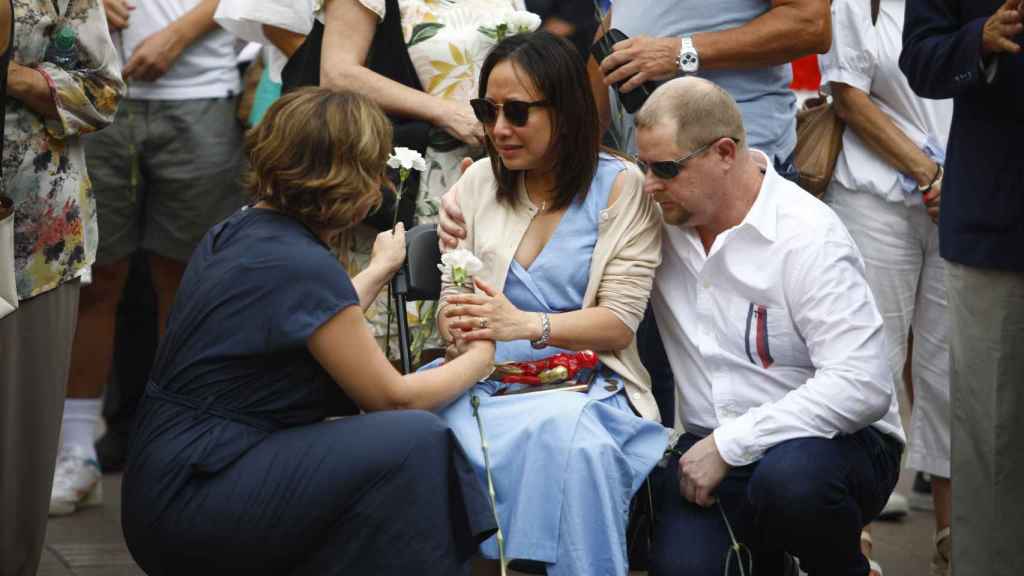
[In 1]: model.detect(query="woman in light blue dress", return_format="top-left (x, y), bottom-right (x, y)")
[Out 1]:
top-left (426, 32), bottom-right (669, 575)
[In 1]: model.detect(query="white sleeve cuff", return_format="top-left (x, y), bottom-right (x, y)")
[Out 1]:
top-left (713, 414), bottom-right (762, 467)
top-left (820, 68), bottom-right (873, 96)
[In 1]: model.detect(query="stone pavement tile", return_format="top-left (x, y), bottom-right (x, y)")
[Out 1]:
top-left (869, 385), bottom-right (937, 575)
top-left (44, 475), bottom-right (142, 575)
top-left (46, 544), bottom-right (138, 570)
top-left (37, 548), bottom-right (73, 576)
top-left (870, 469), bottom-right (935, 574)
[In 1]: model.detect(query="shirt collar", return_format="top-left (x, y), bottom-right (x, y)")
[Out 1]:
top-left (735, 149), bottom-right (778, 243)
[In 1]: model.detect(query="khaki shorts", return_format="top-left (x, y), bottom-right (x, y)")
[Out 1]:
top-left (84, 97), bottom-right (244, 265)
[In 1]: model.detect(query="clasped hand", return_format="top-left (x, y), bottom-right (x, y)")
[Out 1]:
top-left (677, 435), bottom-right (731, 508)
top-left (923, 179), bottom-right (941, 224)
top-left (983, 0), bottom-right (1024, 56)
top-left (369, 223), bottom-right (407, 277)
top-left (123, 24), bottom-right (186, 81)
top-left (444, 278), bottom-right (533, 343)
top-left (102, 0), bottom-right (134, 31)
top-left (599, 36), bottom-right (682, 93)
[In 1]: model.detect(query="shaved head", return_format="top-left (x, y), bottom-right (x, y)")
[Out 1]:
top-left (635, 77), bottom-right (746, 153)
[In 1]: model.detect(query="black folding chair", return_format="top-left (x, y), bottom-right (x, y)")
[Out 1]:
top-left (390, 224), bottom-right (442, 374)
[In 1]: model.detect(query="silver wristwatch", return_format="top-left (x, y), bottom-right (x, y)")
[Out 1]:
top-left (678, 36), bottom-right (699, 75)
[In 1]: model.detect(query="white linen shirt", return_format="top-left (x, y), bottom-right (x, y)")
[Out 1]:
top-left (652, 151), bottom-right (906, 467)
top-left (819, 0), bottom-right (952, 203)
top-left (215, 0), bottom-right (317, 83)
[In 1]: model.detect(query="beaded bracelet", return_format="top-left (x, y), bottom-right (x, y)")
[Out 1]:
top-left (917, 164), bottom-right (943, 193)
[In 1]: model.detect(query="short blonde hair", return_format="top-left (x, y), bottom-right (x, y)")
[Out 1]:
top-left (244, 87), bottom-right (393, 235)
top-left (636, 77), bottom-right (746, 153)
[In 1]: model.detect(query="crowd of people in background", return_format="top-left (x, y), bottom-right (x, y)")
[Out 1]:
top-left (0, 1), bottom-right (1021, 575)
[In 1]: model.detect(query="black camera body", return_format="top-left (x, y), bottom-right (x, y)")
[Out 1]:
top-left (590, 28), bottom-right (659, 114)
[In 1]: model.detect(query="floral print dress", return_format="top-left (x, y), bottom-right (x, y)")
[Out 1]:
top-left (4, 0), bottom-right (124, 300)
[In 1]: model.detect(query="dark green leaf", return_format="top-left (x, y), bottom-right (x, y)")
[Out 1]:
top-left (409, 22), bottom-right (445, 47)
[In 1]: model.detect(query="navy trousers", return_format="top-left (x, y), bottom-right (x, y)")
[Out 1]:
top-left (637, 307), bottom-right (674, 426)
top-left (650, 428), bottom-right (901, 576)
top-left (123, 410), bottom-right (496, 576)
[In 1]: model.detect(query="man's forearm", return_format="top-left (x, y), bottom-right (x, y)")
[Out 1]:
top-left (694, 1), bottom-right (830, 70)
top-left (170, 0), bottom-right (221, 51)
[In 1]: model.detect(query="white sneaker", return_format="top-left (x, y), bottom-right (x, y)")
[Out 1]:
top-left (876, 492), bottom-right (909, 521)
top-left (49, 444), bottom-right (103, 516)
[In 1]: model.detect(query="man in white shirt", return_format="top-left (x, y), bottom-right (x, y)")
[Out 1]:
top-left (636, 77), bottom-right (905, 576)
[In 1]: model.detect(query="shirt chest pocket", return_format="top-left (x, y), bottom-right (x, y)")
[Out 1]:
top-left (735, 301), bottom-right (809, 369)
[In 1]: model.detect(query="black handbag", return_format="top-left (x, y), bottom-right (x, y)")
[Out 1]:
top-left (281, 0), bottom-right (430, 231)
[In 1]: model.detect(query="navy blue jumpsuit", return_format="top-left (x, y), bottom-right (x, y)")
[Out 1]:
top-left (121, 208), bottom-right (496, 575)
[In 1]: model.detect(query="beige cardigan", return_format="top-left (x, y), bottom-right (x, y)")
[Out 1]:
top-left (443, 156), bottom-right (663, 421)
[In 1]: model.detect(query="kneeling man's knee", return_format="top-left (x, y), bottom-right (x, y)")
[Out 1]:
top-left (748, 442), bottom-right (843, 524)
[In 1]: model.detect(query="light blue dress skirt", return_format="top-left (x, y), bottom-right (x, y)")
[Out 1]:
top-left (430, 156), bottom-right (669, 575)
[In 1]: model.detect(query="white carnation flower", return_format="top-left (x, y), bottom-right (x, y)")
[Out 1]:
top-left (438, 249), bottom-right (484, 288)
top-left (387, 147), bottom-right (427, 172)
top-left (506, 11), bottom-right (541, 34)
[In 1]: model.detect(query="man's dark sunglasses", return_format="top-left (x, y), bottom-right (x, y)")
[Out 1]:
top-left (637, 137), bottom-right (740, 180)
top-left (470, 98), bottom-right (549, 127)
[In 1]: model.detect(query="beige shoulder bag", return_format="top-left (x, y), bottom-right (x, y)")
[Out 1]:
top-left (793, 0), bottom-right (880, 198)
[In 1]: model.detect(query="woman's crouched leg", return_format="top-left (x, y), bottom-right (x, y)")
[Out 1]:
top-left (126, 411), bottom-right (492, 576)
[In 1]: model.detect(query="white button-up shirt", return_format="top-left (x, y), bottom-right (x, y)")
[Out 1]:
top-left (652, 151), bottom-right (906, 467)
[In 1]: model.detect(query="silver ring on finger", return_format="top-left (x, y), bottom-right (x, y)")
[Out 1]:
top-left (479, 317), bottom-right (488, 329)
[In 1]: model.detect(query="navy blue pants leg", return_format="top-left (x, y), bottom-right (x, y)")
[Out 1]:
top-left (651, 429), bottom-right (900, 576)
top-left (637, 306), bottom-right (674, 426)
top-left (125, 410), bottom-right (494, 576)
top-left (649, 434), bottom-right (787, 576)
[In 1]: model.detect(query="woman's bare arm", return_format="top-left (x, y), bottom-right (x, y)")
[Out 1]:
top-left (320, 0), bottom-right (482, 145)
top-left (262, 23), bottom-right (305, 57)
top-left (309, 305), bottom-right (494, 411)
top-left (831, 82), bottom-right (939, 188)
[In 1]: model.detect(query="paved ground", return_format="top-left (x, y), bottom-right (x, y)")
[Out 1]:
top-left (42, 387), bottom-right (934, 575)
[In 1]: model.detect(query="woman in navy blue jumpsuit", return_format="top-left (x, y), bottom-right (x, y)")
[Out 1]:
top-left (121, 88), bottom-right (497, 575)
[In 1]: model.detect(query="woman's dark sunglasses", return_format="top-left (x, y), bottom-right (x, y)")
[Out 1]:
top-left (470, 98), bottom-right (549, 127)
top-left (637, 137), bottom-right (740, 180)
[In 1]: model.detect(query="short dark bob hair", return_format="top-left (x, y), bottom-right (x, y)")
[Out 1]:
top-left (478, 31), bottom-right (600, 211)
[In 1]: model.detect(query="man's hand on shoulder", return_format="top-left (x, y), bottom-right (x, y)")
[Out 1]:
top-left (437, 157), bottom-right (473, 252)
top-left (600, 36), bottom-right (682, 93)
top-left (678, 435), bottom-right (731, 508)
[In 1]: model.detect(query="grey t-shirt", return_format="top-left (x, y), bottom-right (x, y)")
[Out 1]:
top-left (610, 0), bottom-right (797, 161)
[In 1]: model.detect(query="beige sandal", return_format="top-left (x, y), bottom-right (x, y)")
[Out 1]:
top-left (931, 527), bottom-right (951, 576)
top-left (861, 530), bottom-right (883, 576)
